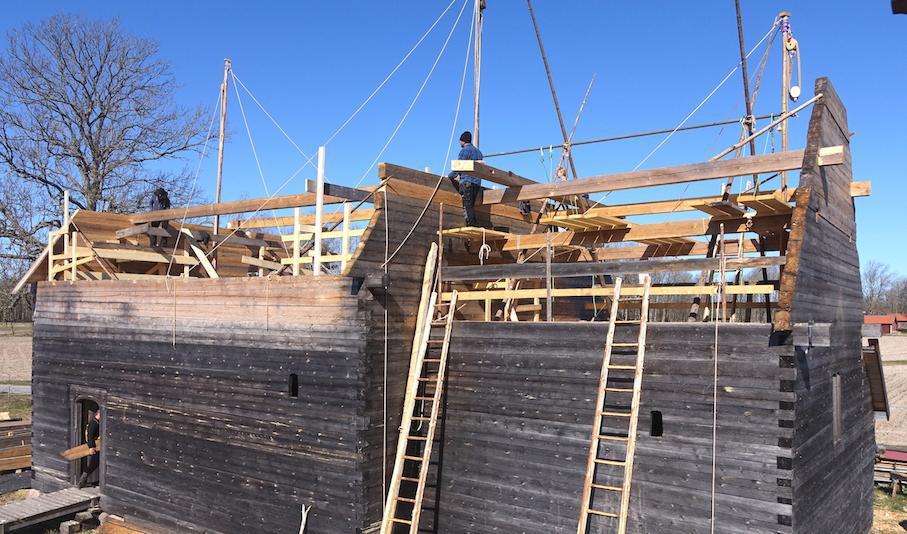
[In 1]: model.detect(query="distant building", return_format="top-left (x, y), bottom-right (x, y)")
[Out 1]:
top-left (864, 314), bottom-right (897, 335)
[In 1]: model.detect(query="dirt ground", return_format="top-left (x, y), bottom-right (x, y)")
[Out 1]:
top-left (0, 323), bottom-right (31, 382)
top-left (877, 335), bottom-right (907, 449)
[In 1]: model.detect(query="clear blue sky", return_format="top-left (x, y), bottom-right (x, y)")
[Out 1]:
top-left (4, 1), bottom-right (905, 272)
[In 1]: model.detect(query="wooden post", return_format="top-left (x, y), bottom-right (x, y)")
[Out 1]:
top-left (258, 246), bottom-right (265, 277)
top-left (292, 208), bottom-right (301, 276)
top-left (545, 231), bottom-right (553, 322)
top-left (213, 58), bottom-right (231, 234)
top-left (70, 230), bottom-right (77, 282)
top-left (62, 191), bottom-right (70, 228)
top-left (313, 146), bottom-right (326, 276)
top-left (341, 202), bottom-right (351, 272)
top-left (473, 0), bottom-right (484, 146)
top-left (779, 13), bottom-right (790, 189)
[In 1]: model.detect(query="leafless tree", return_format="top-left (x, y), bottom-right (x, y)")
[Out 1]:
top-left (0, 14), bottom-right (207, 266)
top-left (862, 260), bottom-right (896, 314)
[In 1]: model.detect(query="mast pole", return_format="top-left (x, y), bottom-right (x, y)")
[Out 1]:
top-left (473, 0), bottom-right (485, 146)
top-left (214, 58), bottom-right (231, 234)
top-left (734, 1), bottom-right (758, 184)
top-left (779, 13), bottom-right (791, 189)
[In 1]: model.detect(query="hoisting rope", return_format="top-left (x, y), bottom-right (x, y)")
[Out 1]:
top-left (478, 228), bottom-right (491, 265)
top-left (709, 224), bottom-right (728, 534)
top-left (380, 0), bottom-right (475, 269)
top-left (588, 20), bottom-right (779, 208)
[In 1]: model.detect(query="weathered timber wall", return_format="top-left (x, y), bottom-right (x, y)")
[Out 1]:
top-left (32, 276), bottom-right (370, 533)
top-left (348, 164), bottom-right (532, 530)
top-left (430, 321), bottom-right (792, 533)
top-left (785, 78), bottom-right (874, 533)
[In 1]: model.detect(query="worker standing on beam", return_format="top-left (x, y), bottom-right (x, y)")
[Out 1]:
top-left (448, 131), bottom-right (483, 227)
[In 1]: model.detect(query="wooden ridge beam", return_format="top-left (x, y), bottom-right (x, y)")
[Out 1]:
top-left (451, 160), bottom-right (538, 187)
top-left (479, 147), bottom-right (844, 205)
top-left (442, 255), bottom-right (786, 281)
top-left (228, 208), bottom-right (375, 229)
top-left (500, 213), bottom-right (790, 251)
top-left (305, 180), bottom-right (372, 202)
top-left (115, 223), bottom-right (172, 240)
top-left (128, 193), bottom-right (347, 224)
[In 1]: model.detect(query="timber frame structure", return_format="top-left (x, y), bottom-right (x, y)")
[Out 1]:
top-left (15, 77), bottom-right (883, 533)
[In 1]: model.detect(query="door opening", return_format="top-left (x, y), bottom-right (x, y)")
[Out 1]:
top-left (75, 398), bottom-right (101, 488)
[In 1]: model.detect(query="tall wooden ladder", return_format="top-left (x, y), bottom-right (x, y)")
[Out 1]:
top-left (381, 286), bottom-right (458, 534)
top-left (577, 274), bottom-right (651, 534)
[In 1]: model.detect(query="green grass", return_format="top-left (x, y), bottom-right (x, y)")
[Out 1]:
top-left (0, 322), bottom-right (32, 337)
top-left (0, 394), bottom-right (31, 420)
top-left (875, 486), bottom-right (907, 513)
top-left (0, 380), bottom-right (31, 386)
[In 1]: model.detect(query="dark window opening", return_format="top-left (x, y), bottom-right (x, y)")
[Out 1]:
top-left (288, 373), bottom-right (299, 398)
top-left (832, 373), bottom-right (843, 443)
top-left (650, 410), bottom-right (663, 437)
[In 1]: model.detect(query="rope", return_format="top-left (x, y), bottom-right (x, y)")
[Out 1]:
top-left (230, 73), bottom-right (291, 255)
top-left (379, 1), bottom-right (475, 269)
top-left (709, 227), bottom-right (727, 534)
top-left (325, 0), bottom-right (461, 147)
top-left (382, 189), bottom-right (390, 500)
top-left (588, 21), bottom-right (778, 208)
top-left (353, 0), bottom-right (471, 189)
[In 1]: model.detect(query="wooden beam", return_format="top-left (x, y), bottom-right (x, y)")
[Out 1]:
top-left (500, 214), bottom-right (790, 251)
top-left (115, 223), bottom-right (172, 240)
top-left (128, 193), bottom-right (346, 224)
top-left (306, 179), bottom-right (372, 202)
top-left (442, 255), bottom-right (786, 281)
top-left (442, 283), bottom-right (775, 302)
top-left (478, 148), bottom-right (844, 205)
top-left (93, 247), bottom-right (198, 266)
top-left (228, 208), bottom-right (375, 229)
top-left (850, 180), bottom-right (871, 197)
top-left (450, 160), bottom-right (538, 187)
top-left (241, 255), bottom-right (282, 271)
top-left (179, 228), bottom-right (219, 278)
top-left (594, 238), bottom-right (766, 260)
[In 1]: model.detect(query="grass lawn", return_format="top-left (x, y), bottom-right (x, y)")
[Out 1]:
top-left (0, 394), bottom-right (31, 420)
top-left (874, 487), bottom-right (907, 533)
top-left (0, 322), bottom-right (32, 337)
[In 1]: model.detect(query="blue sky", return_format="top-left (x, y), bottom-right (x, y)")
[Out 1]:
top-left (3, 1), bottom-right (905, 272)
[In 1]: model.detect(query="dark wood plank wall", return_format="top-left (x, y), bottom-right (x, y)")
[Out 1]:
top-left (347, 164), bottom-right (533, 529)
top-left (786, 78), bottom-right (874, 533)
top-left (31, 276), bottom-right (371, 533)
top-left (430, 321), bottom-right (792, 533)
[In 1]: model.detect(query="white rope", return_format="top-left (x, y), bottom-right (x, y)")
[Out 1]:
top-left (382, 189), bottom-right (390, 500)
top-left (589, 21), bottom-right (778, 208)
top-left (165, 91), bottom-right (222, 276)
top-left (379, 0), bottom-right (475, 268)
top-left (230, 73), bottom-right (291, 255)
top-left (353, 0), bottom-right (471, 189)
top-left (324, 0), bottom-right (461, 147)
top-left (709, 229), bottom-right (727, 534)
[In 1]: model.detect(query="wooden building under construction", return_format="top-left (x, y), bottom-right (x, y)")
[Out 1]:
top-left (14, 78), bottom-right (886, 533)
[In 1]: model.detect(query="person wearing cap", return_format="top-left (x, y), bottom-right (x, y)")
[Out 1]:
top-left (448, 131), bottom-right (483, 227)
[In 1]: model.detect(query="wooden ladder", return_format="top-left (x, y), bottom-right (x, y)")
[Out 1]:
top-left (577, 274), bottom-right (651, 534)
top-left (380, 289), bottom-right (458, 534)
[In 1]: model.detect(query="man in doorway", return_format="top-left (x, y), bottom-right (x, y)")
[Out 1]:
top-left (78, 409), bottom-right (100, 488)
top-left (448, 131), bottom-right (483, 227)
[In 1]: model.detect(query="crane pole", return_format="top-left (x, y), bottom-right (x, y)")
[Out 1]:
top-left (213, 58), bottom-right (231, 234)
top-left (734, 1), bottom-right (758, 180)
top-left (779, 12), bottom-right (792, 189)
top-left (473, 0), bottom-right (485, 147)
top-left (525, 0), bottom-right (578, 181)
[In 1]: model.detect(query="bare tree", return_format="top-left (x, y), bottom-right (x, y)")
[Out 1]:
top-left (0, 14), bottom-right (206, 265)
top-left (862, 260), bottom-right (896, 314)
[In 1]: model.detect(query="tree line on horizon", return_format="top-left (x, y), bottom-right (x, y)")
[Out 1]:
top-left (862, 260), bottom-right (907, 316)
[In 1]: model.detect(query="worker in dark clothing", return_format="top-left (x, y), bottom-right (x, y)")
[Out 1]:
top-left (78, 409), bottom-right (100, 488)
top-left (448, 131), bottom-right (483, 227)
top-left (149, 187), bottom-right (171, 247)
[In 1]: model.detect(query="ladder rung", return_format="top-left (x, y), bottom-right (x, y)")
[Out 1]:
top-left (427, 339), bottom-right (445, 344)
top-left (401, 476), bottom-right (420, 482)
top-left (611, 342), bottom-right (639, 347)
top-left (591, 484), bottom-right (623, 492)
top-left (597, 434), bottom-right (629, 441)
top-left (587, 509), bottom-right (619, 518)
top-left (416, 378), bottom-right (438, 382)
top-left (423, 358), bottom-right (442, 363)
top-left (414, 397), bottom-right (435, 401)
top-left (411, 416), bottom-right (431, 421)
top-left (431, 320), bottom-right (447, 325)
top-left (395, 496), bottom-right (417, 503)
top-left (408, 435), bottom-right (429, 441)
top-left (615, 320), bottom-right (641, 324)
top-left (595, 459), bottom-right (626, 466)
top-left (402, 455), bottom-right (425, 462)
top-left (604, 387), bottom-right (633, 393)
top-left (390, 518), bottom-right (414, 525)
top-left (599, 411), bottom-right (632, 417)
top-left (608, 365), bottom-right (636, 370)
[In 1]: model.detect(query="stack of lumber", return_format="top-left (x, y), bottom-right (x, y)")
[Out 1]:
top-left (0, 422), bottom-right (31, 473)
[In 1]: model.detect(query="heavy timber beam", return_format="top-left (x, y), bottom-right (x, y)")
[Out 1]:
top-left (442, 283), bottom-right (775, 302)
top-left (305, 180), bottom-right (372, 202)
top-left (500, 213), bottom-right (790, 251)
top-left (128, 193), bottom-right (347, 224)
top-left (479, 147), bottom-right (844, 205)
top-left (594, 238), bottom-right (770, 260)
top-left (442, 255), bottom-right (786, 281)
top-left (228, 209), bottom-right (375, 229)
top-left (451, 160), bottom-right (537, 187)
